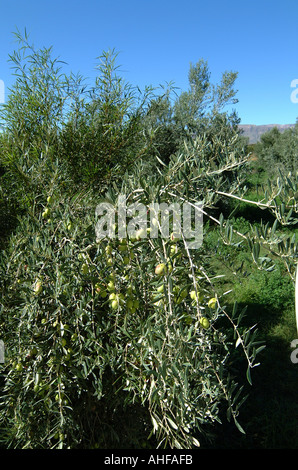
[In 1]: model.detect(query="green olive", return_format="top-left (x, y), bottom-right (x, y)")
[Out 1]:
top-left (155, 263), bottom-right (166, 275)
top-left (199, 317), bottom-right (210, 329)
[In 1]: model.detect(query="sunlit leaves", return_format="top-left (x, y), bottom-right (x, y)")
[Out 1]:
top-left (2, 30), bottom-right (295, 450)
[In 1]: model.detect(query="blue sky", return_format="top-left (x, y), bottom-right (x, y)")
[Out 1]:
top-left (0, 0), bottom-right (297, 125)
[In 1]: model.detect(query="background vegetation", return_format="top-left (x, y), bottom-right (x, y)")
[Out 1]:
top-left (0, 31), bottom-right (297, 449)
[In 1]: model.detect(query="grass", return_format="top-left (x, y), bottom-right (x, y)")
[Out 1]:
top-left (200, 160), bottom-right (298, 448)
top-left (200, 248), bottom-right (297, 448)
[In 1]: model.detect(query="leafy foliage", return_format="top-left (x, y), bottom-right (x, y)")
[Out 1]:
top-left (255, 123), bottom-right (298, 176)
top-left (57, 49), bottom-right (157, 190)
top-left (0, 31), bottom-right (297, 449)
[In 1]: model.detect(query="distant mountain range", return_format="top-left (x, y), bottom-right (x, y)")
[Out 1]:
top-left (239, 124), bottom-right (296, 144)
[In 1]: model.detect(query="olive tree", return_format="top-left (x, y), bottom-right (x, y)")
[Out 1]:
top-left (1, 32), bottom-right (296, 450)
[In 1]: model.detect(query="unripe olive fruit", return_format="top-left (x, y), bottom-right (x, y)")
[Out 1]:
top-left (155, 263), bottom-right (166, 275)
top-left (105, 244), bottom-right (113, 255)
top-left (199, 317), bottom-right (210, 329)
top-left (107, 281), bottom-right (115, 291)
top-left (34, 280), bottom-right (42, 295)
top-left (208, 297), bottom-right (217, 309)
top-left (179, 288), bottom-right (188, 300)
top-left (136, 228), bottom-right (147, 240)
top-left (170, 245), bottom-right (177, 256)
top-left (42, 208), bottom-right (50, 219)
top-left (81, 263), bottom-right (89, 275)
top-left (157, 285), bottom-right (164, 293)
top-left (167, 262), bottom-right (173, 274)
top-left (190, 290), bottom-right (196, 300)
top-left (94, 282), bottom-right (101, 292)
top-left (170, 232), bottom-right (180, 242)
top-left (190, 290), bottom-right (204, 302)
top-left (95, 282), bottom-right (107, 297)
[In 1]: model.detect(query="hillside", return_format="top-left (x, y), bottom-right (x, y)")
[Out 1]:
top-left (239, 123), bottom-right (296, 144)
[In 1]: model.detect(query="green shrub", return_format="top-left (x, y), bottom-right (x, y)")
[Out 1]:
top-left (57, 50), bottom-right (156, 191)
top-left (0, 151), bottom-right (259, 449)
top-left (0, 30), bottom-right (281, 450)
top-left (233, 262), bottom-right (294, 311)
top-left (254, 124), bottom-right (298, 177)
